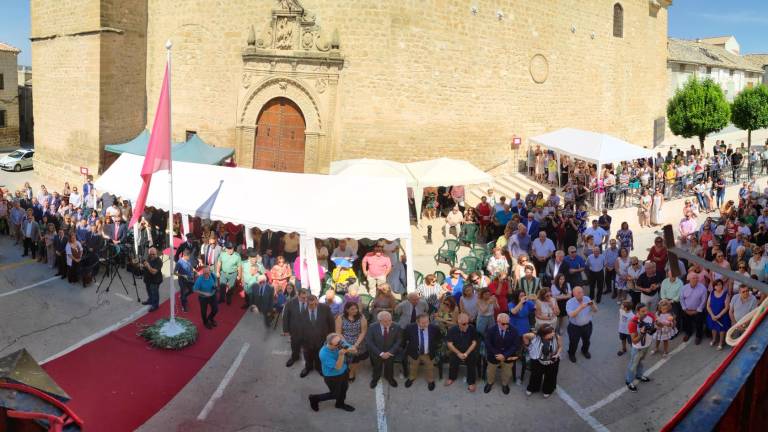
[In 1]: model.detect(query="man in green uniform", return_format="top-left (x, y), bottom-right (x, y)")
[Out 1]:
top-left (217, 242), bottom-right (242, 305)
top-left (241, 248), bottom-right (266, 310)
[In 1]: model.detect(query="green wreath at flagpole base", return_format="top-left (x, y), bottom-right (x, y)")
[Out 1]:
top-left (138, 317), bottom-right (198, 349)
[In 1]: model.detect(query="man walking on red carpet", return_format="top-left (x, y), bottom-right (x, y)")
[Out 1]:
top-left (194, 265), bottom-right (219, 329)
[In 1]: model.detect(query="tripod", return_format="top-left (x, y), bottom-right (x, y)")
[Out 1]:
top-left (96, 245), bottom-right (141, 302)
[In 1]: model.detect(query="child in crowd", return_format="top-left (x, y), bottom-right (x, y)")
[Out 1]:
top-left (617, 301), bottom-right (634, 356)
top-left (653, 300), bottom-right (677, 357)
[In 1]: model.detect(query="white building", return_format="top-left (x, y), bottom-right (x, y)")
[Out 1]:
top-left (746, 54), bottom-right (768, 85)
top-left (668, 36), bottom-right (763, 101)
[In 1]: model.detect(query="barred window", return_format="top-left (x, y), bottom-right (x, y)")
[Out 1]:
top-left (613, 3), bottom-right (624, 38)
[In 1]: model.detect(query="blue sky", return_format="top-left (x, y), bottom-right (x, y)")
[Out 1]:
top-left (669, 0), bottom-right (768, 54)
top-left (0, 0), bottom-right (766, 66)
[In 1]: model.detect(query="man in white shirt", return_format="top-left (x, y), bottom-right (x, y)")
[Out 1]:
top-left (531, 231), bottom-right (555, 275)
top-left (331, 239), bottom-right (358, 263)
top-left (586, 247), bottom-right (606, 303)
top-left (583, 219), bottom-right (608, 249)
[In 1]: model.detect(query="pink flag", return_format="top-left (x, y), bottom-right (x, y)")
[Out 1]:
top-left (129, 64), bottom-right (172, 228)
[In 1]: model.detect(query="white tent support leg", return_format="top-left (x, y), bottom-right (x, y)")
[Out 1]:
top-left (557, 153), bottom-right (562, 188)
top-left (300, 236), bottom-right (322, 296)
top-left (414, 187), bottom-right (424, 228)
top-left (404, 236), bottom-right (416, 293)
top-left (133, 223), bottom-right (140, 256)
top-left (298, 236), bottom-right (308, 293)
top-left (181, 214), bottom-right (190, 238)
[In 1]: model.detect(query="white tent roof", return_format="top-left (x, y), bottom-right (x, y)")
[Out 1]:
top-left (529, 128), bottom-right (654, 166)
top-left (405, 157), bottom-right (492, 188)
top-left (329, 158), bottom-right (417, 188)
top-left (95, 153), bottom-right (411, 240)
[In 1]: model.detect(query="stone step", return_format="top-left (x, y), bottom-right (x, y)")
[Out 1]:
top-left (468, 172), bottom-right (556, 206)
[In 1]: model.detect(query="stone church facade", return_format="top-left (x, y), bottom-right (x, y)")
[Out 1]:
top-left (31, 0), bottom-right (671, 182)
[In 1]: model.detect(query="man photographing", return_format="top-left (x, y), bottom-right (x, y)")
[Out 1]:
top-left (308, 333), bottom-right (356, 412)
top-left (142, 247), bottom-right (163, 312)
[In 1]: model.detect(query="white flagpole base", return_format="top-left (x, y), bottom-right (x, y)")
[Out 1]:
top-left (159, 320), bottom-right (186, 337)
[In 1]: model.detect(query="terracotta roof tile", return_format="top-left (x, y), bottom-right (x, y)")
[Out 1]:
top-left (0, 42), bottom-right (21, 54)
top-left (668, 38), bottom-right (762, 73)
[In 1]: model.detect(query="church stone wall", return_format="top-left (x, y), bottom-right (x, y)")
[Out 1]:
top-left (145, 0), bottom-right (669, 172)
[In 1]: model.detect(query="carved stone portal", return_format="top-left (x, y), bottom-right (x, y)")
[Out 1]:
top-left (238, 0), bottom-right (344, 174)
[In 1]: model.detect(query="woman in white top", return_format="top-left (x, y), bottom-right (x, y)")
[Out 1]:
top-left (417, 274), bottom-right (442, 311)
top-left (534, 288), bottom-right (559, 331)
top-left (486, 247), bottom-right (510, 278)
top-left (65, 232), bottom-right (82, 284)
top-left (68, 187), bottom-right (82, 208)
top-left (522, 324), bottom-right (562, 398)
top-left (459, 285), bottom-right (479, 323)
top-left (476, 289), bottom-right (497, 335)
top-left (748, 246), bottom-right (767, 282)
top-left (626, 257), bottom-right (645, 304)
top-left (615, 248), bottom-right (632, 304)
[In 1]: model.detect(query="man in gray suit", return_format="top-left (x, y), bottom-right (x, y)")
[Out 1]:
top-left (365, 311), bottom-right (402, 389)
top-left (296, 295), bottom-right (335, 378)
top-left (21, 213), bottom-right (40, 258)
top-left (394, 292), bottom-right (430, 329)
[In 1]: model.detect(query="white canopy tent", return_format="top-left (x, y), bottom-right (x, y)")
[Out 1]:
top-left (406, 158), bottom-right (493, 225)
top-left (329, 158), bottom-right (418, 188)
top-left (529, 128), bottom-right (656, 206)
top-left (95, 153), bottom-right (415, 294)
top-left (529, 128), bottom-right (655, 167)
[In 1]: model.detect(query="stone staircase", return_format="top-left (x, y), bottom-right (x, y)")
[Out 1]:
top-left (466, 172), bottom-right (556, 206)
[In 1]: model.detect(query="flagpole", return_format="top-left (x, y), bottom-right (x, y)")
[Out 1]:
top-left (164, 39), bottom-right (180, 332)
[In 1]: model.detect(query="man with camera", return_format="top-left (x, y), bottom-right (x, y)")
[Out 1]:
top-left (141, 247), bottom-right (163, 312)
top-left (625, 303), bottom-right (656, 392)
top-left (308, 333), bottom-right (356, 412)
top-left (565, 286), bottom-right (598, 363)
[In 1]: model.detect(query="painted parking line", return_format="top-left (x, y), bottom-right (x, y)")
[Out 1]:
top-left (375, 383), bottom-right (388, 432)
top-left (0, 276), bottom-right (59, 298)
top-left (197, 342), bottom-right (251, 421)
top-left (556, 386), bottom-right (610, 432)
top-left (0, 258), bottom-right (36, 272)
top-left (584, 341), bottom-right (689, 414)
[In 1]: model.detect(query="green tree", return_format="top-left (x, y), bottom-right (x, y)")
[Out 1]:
top-left (667, 77), bottom-right (731, 150)
top-left (731, 84), bottom-right (768, 154)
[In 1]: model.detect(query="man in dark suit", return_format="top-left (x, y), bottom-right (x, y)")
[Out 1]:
top-left (484, 313), bottom-right (520, 395)
top-left (103, 215), bottom-right (126, 244)
top-left (511, 200), bottom-right (528, 218)
top-left (259, 230), bottom-right (284, 256)
top-left (524, 212), bottom-right (540, 241)
top-left (296, 295), bottom-right (335, 378)
top-left (53, 228), bottom-right (68, 278)
top-left (200, 236), bottom-right (221, 270)
top-left (544, 250), bottom-right (570, 287)
top-left (403, 313), bottom-right (441, 391)
top-left (21, 213), bottom-right (40, 258)
top-left (251, 275), bottom-right (274, 328)
top-left (282, 289), bottom-right (309, 367)
top-left (365, 311), bottom-right (402, 389)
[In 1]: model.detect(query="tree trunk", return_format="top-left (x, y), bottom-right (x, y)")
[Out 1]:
top-left (699, 134), bottom-right (705, 151)
top-left (748, 129), bottom-right (752, 178)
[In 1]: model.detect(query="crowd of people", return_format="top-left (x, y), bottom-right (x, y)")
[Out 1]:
top-left (523, 139), bottom-right (768, 212)
top-left (3, 156), bottom-right (767, 413)
top-left (294, 176), bottom-right (768, 411)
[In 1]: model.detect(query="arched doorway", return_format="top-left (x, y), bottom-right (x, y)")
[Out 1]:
top-left (253, 97), bottom-right (306, 172)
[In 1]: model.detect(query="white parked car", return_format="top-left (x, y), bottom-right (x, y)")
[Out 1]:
top-left (0, 149), bottom-right (34, 172)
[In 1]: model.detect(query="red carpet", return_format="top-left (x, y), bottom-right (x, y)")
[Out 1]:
top-left (42, 292), bottom-right (246, 431)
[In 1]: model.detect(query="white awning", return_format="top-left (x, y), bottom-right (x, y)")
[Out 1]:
top-left (95, 153), bottom-right (412, 240)
top-left (529, 128), bottom-right (654, 167)
top-left (329, 158), bottom-right (417, 188)
top-left (405, 157), bottom-right (493, 189)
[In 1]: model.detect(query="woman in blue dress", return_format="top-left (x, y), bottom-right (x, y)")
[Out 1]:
top-left (443, 268), bottom-right (466, 304)
top-left (706, 279), bottom-right (731, 351)
top-left (508, 289), bottom-right (536, 383)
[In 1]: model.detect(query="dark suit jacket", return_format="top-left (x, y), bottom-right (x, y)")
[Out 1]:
top-left (525, 220), bottom-right (540, 239)
top-left (175, 240), bottom-right (199, 263)
top-left (296, 304), bottom-right (335, 347)
top-left (252, 282), bottom-right (274, 314)
top-left (403, 323), bottom-right (442, 360)
top-left (484, 325), bottom-right (520, 362)
top-left (85, 231), bottom-right (104, 255)
top-left (259, 231), bottom-right (284, 255)
top-left (282, 298), bottom-right (308, 335)
top-left (512, 206), bottom-right (528, 218)
top-left (104, 223), bottom-right (126, 242)
top-left (365, 322), bottom-right (403, 359)
top-left (544, 258), bottom-right (570, 285)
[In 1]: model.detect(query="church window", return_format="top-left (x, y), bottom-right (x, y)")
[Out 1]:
top-left (613, 3), bottom-right (624, 38)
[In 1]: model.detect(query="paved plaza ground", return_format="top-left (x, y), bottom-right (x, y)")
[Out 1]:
top-left (0, 165), bottom-right (738, 432)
